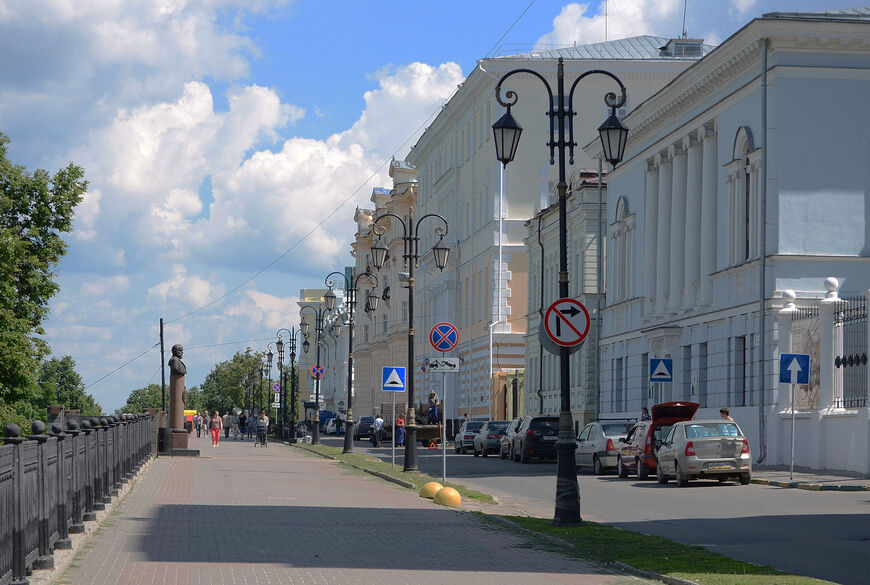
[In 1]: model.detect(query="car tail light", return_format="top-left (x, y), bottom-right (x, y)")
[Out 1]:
top-left (526, 429), bottom-right (535, 436)
top-left (605, 438), bottom-right (614, 453)
top-left (685, 441), bottom-right (696, 457)
top-left (741, 438), bottom-right (750, 454)
top-left (645, 434), bottom-right (653, 456)
top-left (487, 434), bottom-right (500, 439)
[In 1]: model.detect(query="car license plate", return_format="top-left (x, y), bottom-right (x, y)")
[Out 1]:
top-left (707, 463), bottom-right (733, 470)
top-left (543, 435), bottom-right (557, 441)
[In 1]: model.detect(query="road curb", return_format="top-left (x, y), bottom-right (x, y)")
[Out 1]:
top-left (751, 477), bottom-right (870, 491)
top-left (291, 443), bottom-right (415, 488)
top-left (480, 515), bottom-right (699, 585)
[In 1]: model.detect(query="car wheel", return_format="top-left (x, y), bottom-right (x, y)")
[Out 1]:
top-left (473, 447), bottom-right (480, 457)
top-left (593, 455), bottom-right (603, 476)
top-left (617, 457), bottom-right (629, 478)
top-left (454, 443), bottom-right (460, 454)
top-left (739, 473), bottom-right (751, 485)
top-left (656, 460), bottom-right (668, 484)
top-left (520, 448), bottom-right (528, 464)
top-left (718, 477), bottom-right (728, 484)
top-left (637, 458), bottom-right (649, 481)
top-left (675, 462), bottom-right (689, 487)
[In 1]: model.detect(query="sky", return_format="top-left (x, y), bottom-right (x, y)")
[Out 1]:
top-left (0, 0), bottom-right (848, 412)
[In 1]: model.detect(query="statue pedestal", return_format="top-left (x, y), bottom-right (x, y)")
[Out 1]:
top-left (171, 429), bottom-right (199, 456)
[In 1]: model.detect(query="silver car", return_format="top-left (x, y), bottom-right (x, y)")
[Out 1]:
top-left (453, 420), bottom-right (484, 454)
top-left (575, 420), bottom-right (633, 474)
top-left (472, 420), bottom-right (510, 457)
top-left (655, 420), bottom-right (752, 486)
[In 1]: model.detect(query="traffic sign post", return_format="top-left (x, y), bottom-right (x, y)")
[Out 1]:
top-left (381, 367), bottom-right (406, 468)
top-left (544, 299), bottom-right (590, 347)
top-left (780, 353), bottom-right (810, 479)
top-left (649, 358), bottom-right (673, 408)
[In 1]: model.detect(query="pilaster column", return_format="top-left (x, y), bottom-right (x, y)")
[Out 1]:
top-left (684, 133), bottom-right (702, 309)
top-left (642, 162), bottom-right (659, 320)
top-left (819, 277), bottom-right (840, 410)
top-left (654, 153), bottom-right (672, 316)
top-left (699, 125), bottom-right (718, 305)
top-left (669, 144), bottom-right (687, 314)
top-left (777, 290), bottom-right (798, 411)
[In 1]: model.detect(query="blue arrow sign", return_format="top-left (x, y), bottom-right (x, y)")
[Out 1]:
top-left (382, 366), bottom-right (406, 391)
top-left (779, 353), bottom-right (810, 385)
top-left (649, 358), bottom-right (673, 382)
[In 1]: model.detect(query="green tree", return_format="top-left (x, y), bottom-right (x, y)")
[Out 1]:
top-left (0, 133), bottom-right (86, 403)
top-left (200, 349), bottom-right (264, 414)
top-left (37, 355), bottom-right (101, 416)
top-left (115, 383), bottom-right (163, 414)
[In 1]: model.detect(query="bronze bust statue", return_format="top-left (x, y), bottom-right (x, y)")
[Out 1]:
top-left (168, 344), bottom-right (187, 376)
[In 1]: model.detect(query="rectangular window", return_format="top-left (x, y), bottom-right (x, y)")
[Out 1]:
top-left (735, 336), bottom-right (746, 407)
top-left (383, 313), bottom-right (388, 334)
top-left (364, 325), bottom-right (369, 343)
top-left (402, 301), bottom-right (408, 323)
top-left (681, 345), bottom-right (692, 401)
top-left (698, 343), bottom-right (708, 407)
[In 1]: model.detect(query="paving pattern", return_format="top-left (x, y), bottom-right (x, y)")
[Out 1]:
top-left (57, 434), bottom-right (650, 585)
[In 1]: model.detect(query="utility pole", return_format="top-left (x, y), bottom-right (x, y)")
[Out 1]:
top-left (159, 318), bottom-right (166, 411)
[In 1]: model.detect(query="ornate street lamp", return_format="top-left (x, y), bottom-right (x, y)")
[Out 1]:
top-left (369, 208), bottom-right (449, 472)
top-left (300, 301), bottom-right (332, 445)
top-left (324, 269), bottom-right (379, 453)
top-left (492, 56), bottom-right (628, 526)
top-left (276, 327), bottom-right (303, 442)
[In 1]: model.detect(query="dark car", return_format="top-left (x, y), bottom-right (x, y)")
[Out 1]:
top-left (515, 415), bottom-right (560, 463)
top-left (617, 401), bottom-right (699, 480)
top-left (354, 416), bottom-right (375, 441)
top-left (499, 418), bottom-right (523, 460)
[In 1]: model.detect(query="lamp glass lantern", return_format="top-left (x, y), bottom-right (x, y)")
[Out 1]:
top-left (324, 287), bottom-right (336, 311)
top-left (432, 240), bottom-right (449, 271)
top-left (597, 110), bottom-right (629, 167)
top-left (302, 338), bottom-right (310, 354)
top-left (301, 321), bottom-right (310, 337)
top-left (367, 291), bottom-right (380, 313)
top-left (276, 338), bottom-right (284, 361)
top-left (371, 239), bottom-right (388, 270)
top-left (491, 106), bottom-right (523, 167)
top-left (331, 321), bottom-right (342, 337)
top-left (267, 349), bottom-right (273, 367)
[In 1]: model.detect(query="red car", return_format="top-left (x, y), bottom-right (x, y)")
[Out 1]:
top-left (617, 402), bottom-right (699, 480)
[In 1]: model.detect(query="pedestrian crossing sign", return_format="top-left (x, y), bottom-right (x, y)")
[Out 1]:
top-left (382, 366), bottom-right (406, 391)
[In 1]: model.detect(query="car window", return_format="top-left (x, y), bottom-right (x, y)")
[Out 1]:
top-left (653, 424), bottom-right (672, 442)
top-left (601, 422), bottom-right (632, 437)
top-left (685, 422), bottom-right (742, 438)
top-left (665, 426), bottom-right (678, 443)
top-left (578, 426), bottom-right (591, 441)
top-left (466, 422), bottom-right (484, 432)
top-left (489, 422), bottom-right (509, 432)
top-left (624, 426), bottom-right (636, 442)
top-left (530, 418), bottom-right (559, 430)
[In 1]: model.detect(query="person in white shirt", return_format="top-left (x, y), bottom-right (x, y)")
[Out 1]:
top-left (373, 414), bottom-right (385, 447)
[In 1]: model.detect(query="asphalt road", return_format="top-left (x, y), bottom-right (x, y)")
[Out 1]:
top-left (320, 436), bottom-right (870, 585)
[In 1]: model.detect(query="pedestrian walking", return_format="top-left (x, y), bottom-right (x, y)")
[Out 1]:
top-left (247, 413), bottom-right (254, 439)
top-left (223, 412), bottom-right (231, 439)
top-left (372, 413), bottom-right (385, 447)
top-left (238, 413), bottom-right (247, 440)
top-left (210, 411), bottom-right (223, 447)
top-left (194, 413), bottom-right (202, 438)
top-left (395, 413), bottom-right (405, 446)
top-left (427, 391), bottom-right (440, 424)
top-left (232, 413), bottom-right (240, 440)
top-left (641, 407), bottom-right (651, 421)
top-left (256, 412), bottom-right (268, 446)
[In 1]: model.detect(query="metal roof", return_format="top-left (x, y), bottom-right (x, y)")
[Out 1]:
top-left (490, 35), bottom-right (715, 62)
top-left (764, 7), bottom-right (870, 19)
top-left (372, 188), bottom-right (390, 195)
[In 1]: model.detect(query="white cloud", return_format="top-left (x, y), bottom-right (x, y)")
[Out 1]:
top-left (147, 265), bottom-right (226, 308)
top-left (225, 290), bottom-right (299, 330)
top-left (536, 1), bottom-right (681, 47)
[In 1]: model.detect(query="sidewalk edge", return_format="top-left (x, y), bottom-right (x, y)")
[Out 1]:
top-left (292, 443), bottom-right (415, 489)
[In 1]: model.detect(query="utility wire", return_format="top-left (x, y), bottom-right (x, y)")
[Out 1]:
top-left (483, 0), bottom-right (538, 59)
top-left (85, 343), bottom-right (159, 389)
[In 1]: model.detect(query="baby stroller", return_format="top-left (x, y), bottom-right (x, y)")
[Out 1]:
top-left (255, 418), bottom-right (268, 447)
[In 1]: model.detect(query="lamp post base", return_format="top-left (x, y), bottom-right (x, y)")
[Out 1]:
top-left (403, 426), bottom-right (420, 473)
top-left (342, 420), bottom-right (355, 453)
top-left (553, 436), bottom-right (582, 526)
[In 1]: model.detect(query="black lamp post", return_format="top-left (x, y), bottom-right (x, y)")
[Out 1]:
top-left (276, 327), bottom-right (303, 442)
top-left (324, 269), bottom-right (379, 453)
top-left (301, 302), bottom-right (332, 445)
top-left (266, 344), bottom-right (275, 425)
top-left (492, 57), bottom-right (628, 525)
top-left (369, 208), bottom-right (449, 472)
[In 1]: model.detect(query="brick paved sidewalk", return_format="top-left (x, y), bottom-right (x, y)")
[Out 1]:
top-left (57, 433), bottom-right (651, 585)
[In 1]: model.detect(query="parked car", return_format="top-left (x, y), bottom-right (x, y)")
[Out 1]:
top-left (575, 420), bottom-right (633, 474)
top-left (453, 420), bottom-right (484, 453)
top-left (354, 416), bottom-right (375, 441)
top-left (323, 418), bottom-right (337, 435)
top-left (514, 415), bottom-right (560, 463)
top-left (499, 418), bottom-right (524, 459)
top-left (617, 401), bottom-right (699, 480)
top-left (656, 420), bottom-right (751, 486)
top-left (472, 420), bottom-right (510, 457)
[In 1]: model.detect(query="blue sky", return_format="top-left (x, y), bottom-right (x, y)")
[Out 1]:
top-left (0, 0), bottom-right (846, 411)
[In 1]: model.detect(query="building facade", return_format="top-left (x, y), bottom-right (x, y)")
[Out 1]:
top-left (587, 10), bottom-right (870, 472)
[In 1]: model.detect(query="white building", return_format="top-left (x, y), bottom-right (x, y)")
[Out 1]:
top-left (587, 9), bottom-right (870, 472)
top-left (410, 36), bottom-right (711, 423)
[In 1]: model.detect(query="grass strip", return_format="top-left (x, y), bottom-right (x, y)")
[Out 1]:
top-left (294, 442), bottom-right (495, 504)
top-left (504, 516), bottom-right (833, 585)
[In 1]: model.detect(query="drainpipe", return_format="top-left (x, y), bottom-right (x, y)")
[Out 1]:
top-left (490, 165), bottom-right (507, 418)
top-left (537, 213), bottom-right (545, 415)
top-left (757, 38), bottom-right (769, 464)
top-left (596, 158), bottom-right (604, 420)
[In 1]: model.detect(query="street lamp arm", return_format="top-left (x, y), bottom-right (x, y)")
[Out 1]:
top-left (414, 212), bottom-right (449, 238)
top-left (324, 271), bottom-right (350, 291)
top-left (567, 69), bottom-right (627, 164)
top-left (371, 212), bottom-right (407, 236)
top-left (353, 270), bottom-right (378, 291)
top-left (494, 68), bottom-right (554, 109)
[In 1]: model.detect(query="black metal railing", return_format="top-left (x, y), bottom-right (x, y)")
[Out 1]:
top-left (0, 414), bottom-right (153, 584)
top-left (834, 296), bottom-right (868, 408)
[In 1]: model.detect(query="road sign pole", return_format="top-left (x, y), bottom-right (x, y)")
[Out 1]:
top-left (442, 369), bottom-right (447, 486)
top-left (790, 380), bottom-right (796, 481)
top-left (391, 390), bottom-right (396, 469)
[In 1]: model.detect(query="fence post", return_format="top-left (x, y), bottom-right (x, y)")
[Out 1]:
top-left (65, 420), bottom-right (85, 534)
top-left (80, 419), bottom-right (97, 522)
top-left (819, 277), bottom-right (840, 409)
top-left (3, 423), bottom-right (28, 585)
top-left (50, 424), bottom-right (72, 550)
top-left (26, 421), bottom-right (54, 571)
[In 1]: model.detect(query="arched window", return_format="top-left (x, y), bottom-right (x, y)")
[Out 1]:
top-left (725, 127), bottom-right (761, 265)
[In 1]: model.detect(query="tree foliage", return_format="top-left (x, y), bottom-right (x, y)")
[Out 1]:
top-left (0, 133), bottom-right (86, 403)
top-left (114, 383), bottom-right (202, 415)
top-left (37, 356), bottom-right (101, 415)
top-left (200, 349), bottom-right (266, 415)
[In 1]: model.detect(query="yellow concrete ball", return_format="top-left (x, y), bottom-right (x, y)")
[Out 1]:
top-left (420, 482), bottom-right (443, 499)
top-left (433, 486), bottom-right (461, 507)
